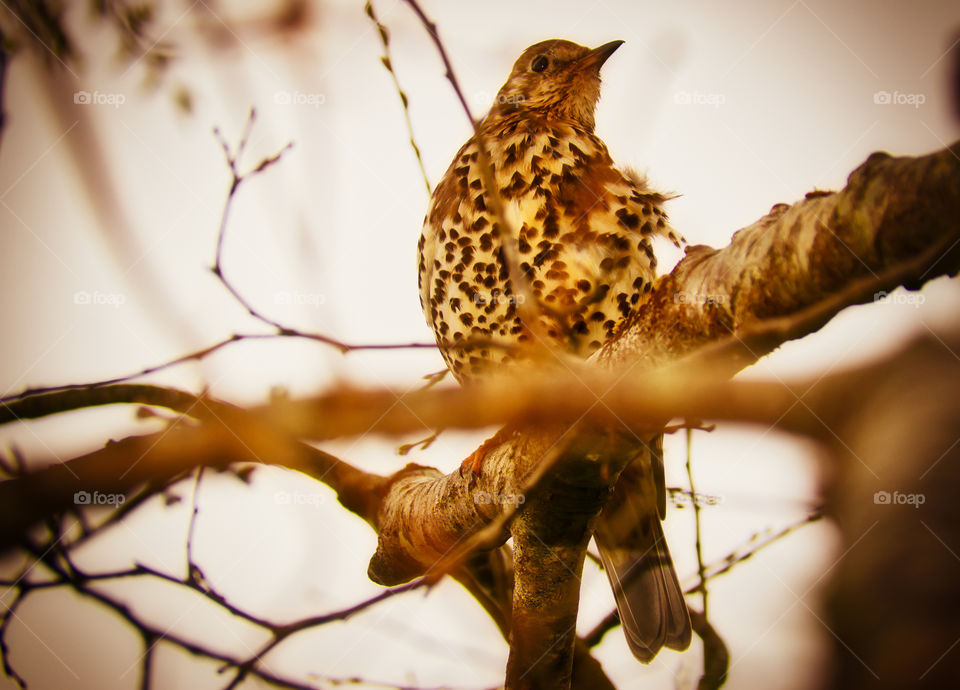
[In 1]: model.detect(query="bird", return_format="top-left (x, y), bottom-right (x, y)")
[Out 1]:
top-left (417, 39), bottom-right (691, 662)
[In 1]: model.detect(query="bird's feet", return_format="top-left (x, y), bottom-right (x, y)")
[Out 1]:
top-left (461, 428), bottom-right (513, 477)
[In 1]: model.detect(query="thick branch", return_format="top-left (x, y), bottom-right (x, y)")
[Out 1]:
top-left (0, 410), bottom-right (385, 551)
top-left (602, 141), bottom-right (960, 370)
top-left (0, 384), bottom-right (234, 425)
top-left (0, 328), bottom-right (953, 553)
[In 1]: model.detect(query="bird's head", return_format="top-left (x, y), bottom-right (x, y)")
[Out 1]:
top-left (485, 39), bottom-right (624, 131)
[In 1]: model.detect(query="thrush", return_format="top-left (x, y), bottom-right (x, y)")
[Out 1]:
top-left (417, 39), bottom-right (691, 662)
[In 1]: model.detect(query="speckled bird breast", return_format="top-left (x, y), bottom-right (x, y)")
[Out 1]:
top-left (419, 112), bottom-right (675, 383)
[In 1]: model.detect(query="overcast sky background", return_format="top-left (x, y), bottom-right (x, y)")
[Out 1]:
top-left (1, 0), bottom-right (959, 688)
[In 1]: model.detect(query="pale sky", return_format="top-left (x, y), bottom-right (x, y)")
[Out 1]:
top-left (1, 0), bottom-right (958, 688)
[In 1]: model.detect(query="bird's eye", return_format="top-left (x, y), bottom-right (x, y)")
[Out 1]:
top-left (531, 55), bottom-right (549, 73)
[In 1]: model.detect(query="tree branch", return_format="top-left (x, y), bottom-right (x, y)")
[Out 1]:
top-left (602, 142), bottom-right (960, 371)
top-left (1, 141), bottom-right (956, 688)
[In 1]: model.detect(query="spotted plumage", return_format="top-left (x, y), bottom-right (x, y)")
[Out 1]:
top-left (418, 39), bottom-right (681, 383)
top-left (417, 39), bottom-right (691, 663)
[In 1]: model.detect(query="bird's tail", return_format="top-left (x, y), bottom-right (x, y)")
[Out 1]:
top-left (593, 443), bottom-right (691, 662)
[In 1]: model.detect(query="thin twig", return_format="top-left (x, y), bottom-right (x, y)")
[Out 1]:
top-left (139, 629), bottom-right (155, 690)
top-left (211, 109), bottom-right (294, 330)
top-left (400, 0), bottom-right (564, 375)
top-left (365, 1), bottom-right (431, 194)
top-left (685, 427), bottom-right (708, 617)
top-left (185, 468), bottom-right (204, 585)
top-left (3, 488), bottom-right (431, 690)
top-left (68, 478), bottom-right (191, 549)
top-left (0, 590), bottom-right (27, 689)
top-left (0, 333), bottom-right (437, 405)
top-left (221, 581), bottom-right (424, 689)
top-left (683, 511), bottom-right (823, 594)
top-left (688, 607), bottom-right (729, 690)
top-left (400, 1), bottom-right (474, 128)
top-left (584, 511), bottom-right (822, 646)
top-left (0, 22), bottom-right (9, 156)
top-left (0, 383), bottom-right (233, 425)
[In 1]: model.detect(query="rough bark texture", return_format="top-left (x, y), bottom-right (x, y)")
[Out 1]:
top-left (602, 144), bottom-right (960, 370)
top-left (502, 431), bottom-right (638, 688)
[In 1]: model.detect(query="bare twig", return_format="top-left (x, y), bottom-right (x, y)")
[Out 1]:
top-left (584, 511), bottom-right (823, 648)
top-left (0, 383), bottom-right (232, 424)
top-left (689, 607), bottom-right (729, 690)
top-left (1, 479), bottom-right (430, 690)
top-left (0, 333), bottom-right (438, 406)
top-left (365, 1), bottom-right (431, 194)
top-left (683, 512), bottom-right (824, 594)
top-left (211, 109), bottom-right (296, 332)
top-left (185, 468), bottom-right (204, 587)
top-left (400, 0), bottom-right (474, 128)
top-left (400, 0), bottom-right (557, 360)
top-left (0, 590), bottom-right (27, 689)
top-left (685, 428), bottom-right (708, 616)
top-left (222, 580), bottom-right (424, 689)
top-left (0, 22), bottom-right (8, 155)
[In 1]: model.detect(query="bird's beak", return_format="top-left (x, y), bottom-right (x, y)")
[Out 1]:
top-left (579, 40), bottom-right (625, 72)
